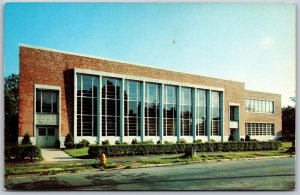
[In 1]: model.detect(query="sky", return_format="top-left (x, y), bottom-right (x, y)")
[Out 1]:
top-left (4, 3), bottom-right (296, 107)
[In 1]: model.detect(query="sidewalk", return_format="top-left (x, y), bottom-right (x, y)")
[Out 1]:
top-left (41, 148), bottom-right (81, 162)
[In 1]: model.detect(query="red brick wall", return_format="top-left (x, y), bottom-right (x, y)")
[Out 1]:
top-left (19, 46), bottom-right (280, 138)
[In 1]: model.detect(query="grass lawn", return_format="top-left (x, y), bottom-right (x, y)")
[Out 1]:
top-left (281, 142), bottom-right (292, 149)
top-left (136, 150), bottom-right (291, 165)
top-left (64, 147), bottom-right (89, 158)
top-left (5, 161), bottom-right (96, 177)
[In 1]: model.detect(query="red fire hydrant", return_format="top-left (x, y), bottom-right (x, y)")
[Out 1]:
top-left (99, 153), bottom-right (107, 166)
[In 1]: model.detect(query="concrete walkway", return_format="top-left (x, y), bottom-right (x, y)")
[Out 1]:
top-left (41, 148), bottom-right (79, 162)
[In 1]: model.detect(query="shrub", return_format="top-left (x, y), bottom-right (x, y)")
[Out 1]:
top-left (64, 133), bottom-right (74, 149)
top-left (141, 140), bottom-right (154, 145)
top-left (157, 140), bottom-right (161, 144)
top-left (80, 139), bottom-right (90, 147)
top-left (88, 141), bottom-right (281, 157)
top-left (240, 138), bottom-right (245, 142)
top-left (245, 135), bottom-right (251, 142)
top-left (131, 138), bottom-right (139, 145)
top-left (210, 139), bottom-right (216, 143)
top-left (193, 139), bottom-right (202, 144)
top-left (164, 141), bottom-right (174, 144)
top-left (122, 142), bottom-right (128, 145)
top-left (228, 134), bottom-right (234, 141)
top-left (5, 145), bottom-right (42, 161)
top-left (102, 139), bottom-right (110, 145)
top-left (65, 142), bottom-right (75, 149)
top-left (75, 143), bottom-right (84, 148)
top-left (177, 138), bottom-right (187, 144)
top-left (21, 134), bottom-right (32, 145)
top-left (115, 140), bottom-right (121, 145)
top-left (55, 140), bottom-right (60, 148)
top-left (250, 139), bottom-right (258, 141)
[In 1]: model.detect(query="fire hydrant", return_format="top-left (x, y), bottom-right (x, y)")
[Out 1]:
top-left (99, 153), bottom-right (107, 166)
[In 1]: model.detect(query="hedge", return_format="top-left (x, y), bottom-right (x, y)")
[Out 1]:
top-left (5, 145), bottom-right (42, 161)
top-left (88, 141), bottom-right (282, 157)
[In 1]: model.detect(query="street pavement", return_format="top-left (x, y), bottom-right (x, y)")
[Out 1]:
top-left (5, 157), bottom-right (295, 191)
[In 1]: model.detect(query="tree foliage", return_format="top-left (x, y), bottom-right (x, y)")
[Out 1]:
top-left (282, 105), bottom-right (295, 141)
top-left (5, 73), bottom-right (19, 146)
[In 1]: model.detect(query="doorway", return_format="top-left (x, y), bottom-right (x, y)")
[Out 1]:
top-left (37, 127), bottom-right (57, 148)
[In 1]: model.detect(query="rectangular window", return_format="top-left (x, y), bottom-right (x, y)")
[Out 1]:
top-left (245, 98), bottom-right (274, 114)
top-left (196, 89), bottom-right (206, 136)
top-left (145, 83), bottom-right (160, 136)
top-left (124, 80), bottom-right (142, 136)
top-left (181, 87), bottom-right (192, 136)
top-left (36, 90), bottom-right (58, 114)
top-left (101, 77), bottom-right (120, 136)
top-left (77, 74), bottom-right (98, 136)
top-left (163, 85), bottom-right (177, 136)
top-left (211, 91), bottom-right (221, 136)
top-left (245, 122), bottom-right (275, 136)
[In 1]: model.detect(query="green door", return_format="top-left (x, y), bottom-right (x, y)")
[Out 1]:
top-left (38, 127), bottom-right (57, 148)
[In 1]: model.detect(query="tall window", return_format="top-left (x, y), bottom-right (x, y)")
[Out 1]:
top-left (196, 89), bottom-right (206, 135)
top-left (77, 74), bottom-right (98, 136)
top-left (181, 87), bottom-right (192, 136)
top-left (124, 80), bottom-right (141, 136)
top-left (164, 85), bottom-right (177, 136)
top-left (145, 83), bottom-right (160, 136)
top-left (245, 123), bottom-right (275, 136)
top-left (211, 91), bottom-right (220, 136)
top-left (102, 77), bottom-right (121, 136)
top-left (245, 98), bottom-right (274, 114)
top-left (36, 90), bottom-right (58, 113)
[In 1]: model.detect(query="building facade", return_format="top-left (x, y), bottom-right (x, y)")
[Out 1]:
top-left (18, 45), bottom-right (282, 148)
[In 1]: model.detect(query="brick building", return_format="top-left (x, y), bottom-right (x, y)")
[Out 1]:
top-left (18, 44), bottom-right (282, 147)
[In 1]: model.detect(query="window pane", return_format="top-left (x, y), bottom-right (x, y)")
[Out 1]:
top-left (211, 91), bottom-right (220, 136)
top-left (270, 101), bottom-right (274, 113)
top-left (42, 91), bottom-right (52, 113)
top-left (39, 128), bottom-right (46, 136)
top-left (124, 80), bottom-right (141, 136)
top-left (164, 85), bottom-right (177, 136)
top-left (36, 90), bottom-right (41, 112)
top-left (47, 128), bottom-right (55, 136)
top-left (196, 89), bottom-right (206, 136)
top-left (262, 101), bottom-right (266, 113)
top-left (77, 74), bottom-right (98, 137)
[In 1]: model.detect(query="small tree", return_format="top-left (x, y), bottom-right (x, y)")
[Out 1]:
top-left (228, 134), bottom-right (234, 141)
top-left (102, 139), bottom-right (110, 145)
top-left (64, 133), bottom-right (75, 148)
top-left (245, 135), bottom-right (251, 142)
top-left (21, 134), bottom-right (32, 145)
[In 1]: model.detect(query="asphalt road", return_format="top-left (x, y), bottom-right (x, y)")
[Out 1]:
top-left (5, 157), bottom-right (295, 191)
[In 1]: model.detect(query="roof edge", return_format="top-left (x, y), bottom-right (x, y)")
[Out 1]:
top-left (245, 89), bottom-right (281, 96)
top-left (19, 43), bottom-right (245, 84)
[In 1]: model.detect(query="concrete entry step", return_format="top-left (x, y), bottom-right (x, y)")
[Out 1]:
top-left (41, 148), bottom-right (79, 162)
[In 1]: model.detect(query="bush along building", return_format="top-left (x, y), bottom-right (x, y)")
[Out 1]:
top-left (18, 44), bottom-right (282, 148)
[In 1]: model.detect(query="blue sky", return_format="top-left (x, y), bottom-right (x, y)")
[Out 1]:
top-left (4, 3), bottom-right (295, 106)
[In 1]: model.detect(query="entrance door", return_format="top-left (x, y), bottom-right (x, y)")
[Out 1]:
top-left (37, 127), bottom-right (57, 148)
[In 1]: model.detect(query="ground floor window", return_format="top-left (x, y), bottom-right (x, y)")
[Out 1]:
top-left (245, 123), bottom-right (275, 136)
